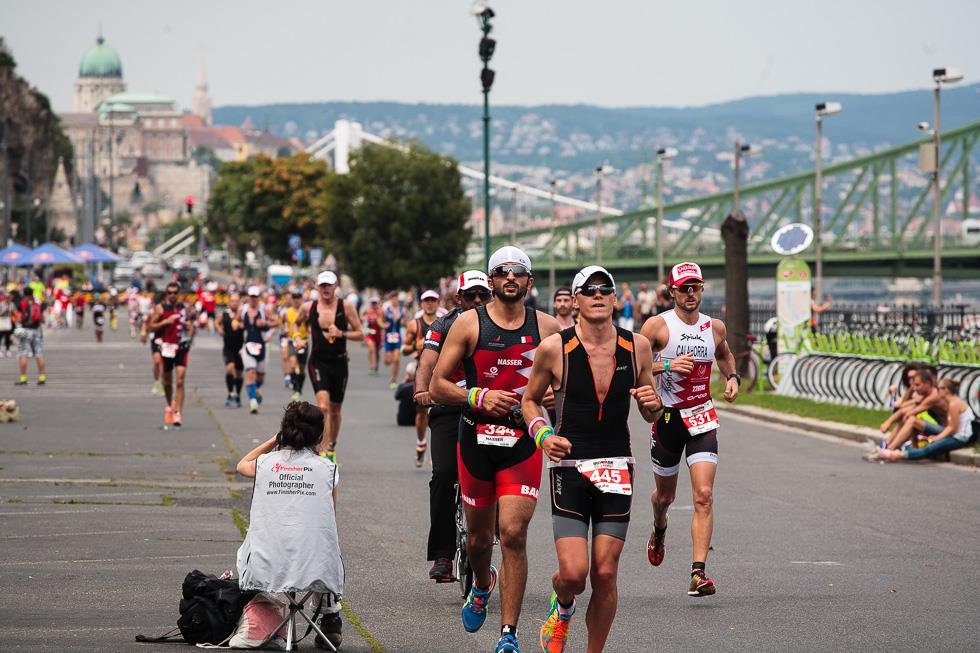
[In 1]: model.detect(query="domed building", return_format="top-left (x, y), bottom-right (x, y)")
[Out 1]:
top-left (73, 35), bottom-right (126, 113)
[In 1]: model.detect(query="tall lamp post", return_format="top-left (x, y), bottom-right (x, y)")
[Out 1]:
top-left (732, 139), bottom-right (760, 216)
top-left (929, 67), bottom-right (963, 306)
top-left (472, 2), bottom-right (496, 268)
top-left (655, 147), bottom-right (677, 284)
top-left (814, 101), bottom-right (842, 305)
top-left (549, 179), bottom-right (558, 300)
top-left (594, 164), bottom-right (613, 264)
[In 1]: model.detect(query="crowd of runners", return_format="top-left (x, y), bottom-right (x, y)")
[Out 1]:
top-left (7, 248), bottom-right (744, 653)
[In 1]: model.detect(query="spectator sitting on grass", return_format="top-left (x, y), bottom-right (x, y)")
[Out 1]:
top-left (876, 378), bottom-right (976, 462)
top-left (884, 363), bottom-right (920, 410)
top-left (394, 361), bottom-right (417, 426)
top-left (877, 367), bottom-right (946, 451)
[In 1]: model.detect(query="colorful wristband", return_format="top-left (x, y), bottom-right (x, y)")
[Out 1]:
top-left (533, 425), bottom-right (555, 448)
top-left (477, 388), bottom-right (490, 410)
top-left (467, 387), bottom-right (481, 407)
top-left (664, 359), bottom-right (670, 374)
top-left (527, 416), bottom-right (547, 435)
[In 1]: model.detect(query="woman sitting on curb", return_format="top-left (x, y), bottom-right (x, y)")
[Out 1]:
top-left (875, 378), bottom-right (976, 462)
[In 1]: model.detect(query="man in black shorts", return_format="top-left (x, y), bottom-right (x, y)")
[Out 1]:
top-left (295, 270), bottom-right (364, 460)
top-left (216, 292), bottom-right (245, 407)
top-left (414, 269), bottom-right (492, 582)
top-left (523, 265), bottom-right (661, 652)
top-left (431, 246), bottom-right (560, 653)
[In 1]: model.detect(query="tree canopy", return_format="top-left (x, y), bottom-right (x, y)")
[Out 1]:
top-left (323, 143), bottom-right (470, 289)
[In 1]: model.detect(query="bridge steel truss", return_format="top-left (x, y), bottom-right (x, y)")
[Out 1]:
top-left (481, 120), bottom-right (979, 280)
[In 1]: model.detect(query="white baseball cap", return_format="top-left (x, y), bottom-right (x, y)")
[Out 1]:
top-left (420, 290), bottom-right (440, 301)
top-left (669, 262), bottom-right (703, 286)
top-left (246, 285), bottom-right (262, 297)
top-left (571, 265), bottom-right (615, 295)
top-left (488, 246), bottom-right (532, 273)
top-left (316, 270), bottom-right (338, 286)
top-left (458, 270), bottom-right (491, 291)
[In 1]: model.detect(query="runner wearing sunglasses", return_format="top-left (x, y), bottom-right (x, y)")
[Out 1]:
top-left (639, 261), bottom-right (739, 598)
top-left (523, 265), bottom-right (662, 653)
top-left (413, 270), bottom-right (493, 583)
top-left (430, 246), bottom-right (560, 653)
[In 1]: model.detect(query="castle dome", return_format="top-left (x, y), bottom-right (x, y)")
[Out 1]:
top-left (79, 36), bottom-right (123, 78)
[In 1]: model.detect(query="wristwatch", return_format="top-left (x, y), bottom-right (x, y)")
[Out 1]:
top-left (727, 373), bottom-right (741, 386)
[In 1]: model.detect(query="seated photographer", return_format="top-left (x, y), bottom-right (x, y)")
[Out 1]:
top-left (394, 361), bottom-right (417, 427)
top-left (877, 378), bottom-right (976, 462)
top-left (236, 401), bottom-right (344, 650)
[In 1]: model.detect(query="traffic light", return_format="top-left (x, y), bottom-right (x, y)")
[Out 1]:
top-left (185, 196), bottom-right (194, 215)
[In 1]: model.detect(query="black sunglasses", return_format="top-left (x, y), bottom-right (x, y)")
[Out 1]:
top-left (672, 283), bottom-right (704, 294)
top-left (461, 289), bottom-right (492, 301)
top-left (490, 264), bottom-right (530, 278)
top-left (578, 284), bottom-right (615, 297)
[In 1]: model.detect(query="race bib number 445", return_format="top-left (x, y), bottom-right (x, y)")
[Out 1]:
top-left (576, 457), bottom-right (632, 495)
top-left (476, 423), bottom-right (523, 447)
top-left (679, 400), bottom-right (720, 436)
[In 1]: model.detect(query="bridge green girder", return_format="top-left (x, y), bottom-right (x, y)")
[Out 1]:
top-left (476, 120), bottom-right (980, 277)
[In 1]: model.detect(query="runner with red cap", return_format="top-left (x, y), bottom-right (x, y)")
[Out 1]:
top-left (403, 289), bottom-right (443, 467)
top-left (414, 270), bottom-right (493, 582)
top-left (639, 261), bottom-right (740, 597)
top-left (431, 246), bottom-right (560, 653)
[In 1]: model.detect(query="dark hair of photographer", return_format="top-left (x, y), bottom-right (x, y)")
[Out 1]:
top-left (277, 401), bottom-right (325, 450)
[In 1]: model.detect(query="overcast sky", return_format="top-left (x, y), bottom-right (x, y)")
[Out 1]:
top-left (3, 0), bottom-right (979, 112)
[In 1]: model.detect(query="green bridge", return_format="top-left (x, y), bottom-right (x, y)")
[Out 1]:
top-left (472, 120), bottom-right (980, 282)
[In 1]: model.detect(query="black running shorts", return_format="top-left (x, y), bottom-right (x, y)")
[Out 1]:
top-left (309, 355), bottom-right (349, 404)
top-left (650, 407), bottom-right (719, 477)
top-left (549, 465), bottom-right (632, 541)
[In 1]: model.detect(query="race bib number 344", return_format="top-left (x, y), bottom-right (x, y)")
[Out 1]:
top-left (575, 458), bottom-right (632, 495)
top-left (679, 400), bottom-right (720, 436)
top-left (476, 423), bottom-right (523, 447)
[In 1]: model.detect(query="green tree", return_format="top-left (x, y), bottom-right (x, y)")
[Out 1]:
top-left (323, 143), bottom-right (471, 289)
top-left (206, 159), bottom-right (259, 260)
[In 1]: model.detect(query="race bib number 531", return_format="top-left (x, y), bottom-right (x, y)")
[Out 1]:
top-left (679, 400), bottom-right (720, 436)
top-left (476, 423), bottom-right (523, 447)
top-left (575, 458), bottom-right (632, 495)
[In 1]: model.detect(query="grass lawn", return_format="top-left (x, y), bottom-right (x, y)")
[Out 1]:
top-left (711, 381), bottom-right (891, 430)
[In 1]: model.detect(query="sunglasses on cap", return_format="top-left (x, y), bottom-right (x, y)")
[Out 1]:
top-left (577, 284), bottom-right (615, 297)
top-left (672, 283), bottom-right (704, 294)
top-left (461, 288), bottom-right (492, 301)
top-left (490, 264), bottom-right (530, 278)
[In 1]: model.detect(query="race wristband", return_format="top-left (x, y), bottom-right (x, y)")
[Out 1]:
top-left (533, 425), bottom-right (555, 448)
top-left (527, 416), bottom-right (547, 435)
top-left (477, 388), bottom-right (490, 410)
top-left (664, 359), bottom-right (670, 374)
top-left (467, 387), bottom-right (481, 407)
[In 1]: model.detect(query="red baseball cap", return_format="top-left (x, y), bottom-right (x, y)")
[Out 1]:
top-left (669, 262), bottom-right (703, 287)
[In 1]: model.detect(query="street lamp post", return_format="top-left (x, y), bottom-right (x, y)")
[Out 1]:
top-left (814, 101), bottom-right (842, 305)
top-left (107, 109), bottom-right (115, 249)
top-left (930, 67), bottom-right (963, 306)
top-left (732, 140), bottom-right (760, 216)
top-left (549, 179), bottom-right (558, 300)
top-left (473, 2), bottom-right (496, 268)
top-left (655, 147), bottom-right (677, 284)
top-left (594, 164), bottom-right (613, 264)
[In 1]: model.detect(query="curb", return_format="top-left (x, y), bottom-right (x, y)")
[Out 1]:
top-left (715, 402), bottom-right (978, 469)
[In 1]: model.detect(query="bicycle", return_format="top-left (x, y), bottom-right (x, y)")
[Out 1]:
top-left (452, 483), bottom-right (500, 601)
top-left (713, 332), bottom-right (760, 391)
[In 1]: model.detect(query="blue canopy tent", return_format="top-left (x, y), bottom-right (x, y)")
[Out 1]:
top-left (28, 244), bottom-right (82, 266)
top-left (71, 243), bottom-right (123, 264)
top-left (0, 244), bottom-right (34, 266)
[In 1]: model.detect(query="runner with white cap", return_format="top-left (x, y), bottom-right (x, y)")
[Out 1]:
top-left (639, 261), bottom-right (739, 598)
top-left (402, 289), bottom-right (442, 467)
top-left (431, 246), bottom-right (560, 653)
top-left (523, 264), bottom-right (662, 653)
top-left (294, 270), bottom-right (364, 460)
top-left (414, 270), bottom-right (493, 582)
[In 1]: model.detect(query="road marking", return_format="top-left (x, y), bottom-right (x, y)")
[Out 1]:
top-left (789, 561), bottom-right (844, 566)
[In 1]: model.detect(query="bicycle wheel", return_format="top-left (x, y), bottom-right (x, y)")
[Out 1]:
top-left (767, 353), bottom-right (796, 392)
top-left (453, 485), bottom-right (473, 599)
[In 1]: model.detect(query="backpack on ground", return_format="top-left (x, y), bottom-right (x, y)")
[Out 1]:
top-left (135, 570), bottom-right (257, 645)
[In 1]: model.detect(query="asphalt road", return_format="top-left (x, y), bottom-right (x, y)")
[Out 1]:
top-left (0, 322), bottom-right (977, 652)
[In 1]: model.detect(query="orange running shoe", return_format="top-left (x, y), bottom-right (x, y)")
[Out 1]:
top-left (539, 592), bottom-right (575, 653)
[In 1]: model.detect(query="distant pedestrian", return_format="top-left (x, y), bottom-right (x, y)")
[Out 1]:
top-left (15, 290), bottom-right (47, 386)
top-left (0, 291), bottom-right (14, 357)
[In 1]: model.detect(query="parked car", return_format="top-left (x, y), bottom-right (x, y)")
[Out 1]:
top-left (113, 261), bottom-right (135, 285)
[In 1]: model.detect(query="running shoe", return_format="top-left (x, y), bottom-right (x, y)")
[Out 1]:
top-left (37, 375), bottom-right (46, 385)
top-left (152, 381), bottom-right (164, 396)
top-left (415, 442), bottom-right (427, 468)
top-left (291, 392), bottom-right (302, 402)
top-left (324, 450), bottom-right (337, 463)
top-left (389, 381), bottom-right (397, 390)
top-left (688, 569), bottom-right (716, 597)
top-left (315, 611), bottom-right (342, 650)
top-left (14, 376), bottom-right (27, 386)
top-left (234, 394), bottom-right (242, 408)
top-left (249, 398), bottom-right (259, 414)
top-left (283, 374), bottom-right (292, 389)
top-left (429, 557), bottom-right (454, 583)
top-left (163, 406), bottom-right (174, 429)
top-left (172, 411), bottom-right (182, 428)
top-left (461, 565), bottom-right (497, 633)
top-left (539, 592), bottom-right (574, 653)
top-left (647, 518), bottom-right (667, 566)
top-left (496, 633), bottom-right (520, 653)
top-left (225, 394), bottom-right (235, 407)
top-left (256, 393), bottom-right (263, 405)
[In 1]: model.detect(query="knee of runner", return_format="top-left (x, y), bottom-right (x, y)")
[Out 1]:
top-left (692, 486), bottom-right (713, 510)
top-left (466, 530), bottom-right (494, 555)
top-left (497, 522), bottom-right (528, 551)
top-left (589, 562), bottom-right (619, 591)
top-left (652, 491), bottom-right (675, 508)
top-left (328, 403), bottom-right (342, 417)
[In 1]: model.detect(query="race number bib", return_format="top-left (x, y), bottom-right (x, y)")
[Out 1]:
top-left (244, 341), bottom-right (264, 357)
top-left (386, 332), bottom-right (400, 345)
top-left (0, 317), bottom-right (11, 331)
top-left (575, 457), bottom-right (633, 495)
top-left (160, 342), bottom-right (178, 359)
top-left (679, 399), bottom-right (720, 436)
top-left (476, 423), bottom-right (523, 447)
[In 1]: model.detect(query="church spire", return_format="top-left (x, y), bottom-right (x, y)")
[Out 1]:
top-left (191, 47), bottom-right (213, 126)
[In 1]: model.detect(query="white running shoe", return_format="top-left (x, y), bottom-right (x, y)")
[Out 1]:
top-left (249, 398), bottom-right (259, 414)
